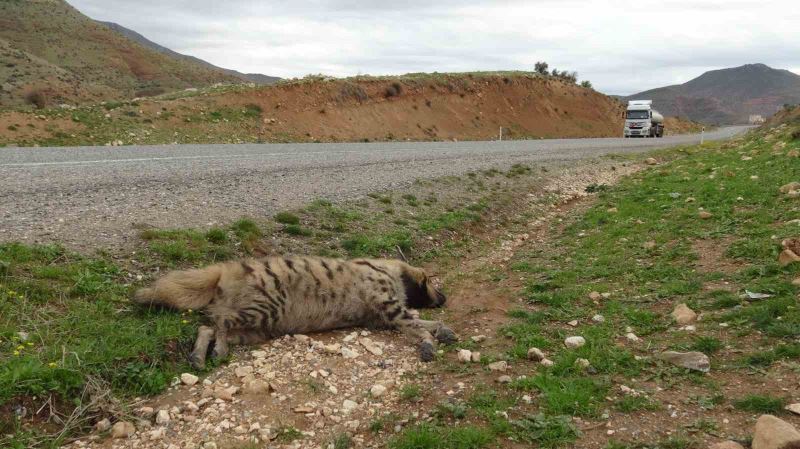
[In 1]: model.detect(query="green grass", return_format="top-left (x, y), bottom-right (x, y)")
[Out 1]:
top-left (388, 424), bottom-right (494, 449)
top-left (275, 211), bottom-right (301, 225)
top-left (733, 394), bottom-right (786, 413)
top-left (400, 383), bottom-right (422, 402)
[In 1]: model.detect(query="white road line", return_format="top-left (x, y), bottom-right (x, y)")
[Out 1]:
top-left (0, 148), bottom-right (407, 167)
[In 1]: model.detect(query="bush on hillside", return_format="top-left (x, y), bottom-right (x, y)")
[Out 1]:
top-left (384, 82), bottom-right (403, 98)
top-left (534, 61), bottom-right (549, 75)
top-left (25, 89), bottom-right (48, 109)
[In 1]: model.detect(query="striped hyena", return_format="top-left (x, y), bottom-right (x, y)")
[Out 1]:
top-left (133, 257), bottom-right (457, 368)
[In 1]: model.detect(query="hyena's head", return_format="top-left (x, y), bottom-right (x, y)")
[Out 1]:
top-left (399, 263), bottom-right (446, 309)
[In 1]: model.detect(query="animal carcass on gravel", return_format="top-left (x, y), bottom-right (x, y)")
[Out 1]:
top-left (133, 256), bottom-right (457, 367)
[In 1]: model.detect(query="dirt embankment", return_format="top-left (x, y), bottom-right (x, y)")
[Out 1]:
top-left (1, 73), bottom-right (635, 146)
top-left (220, 74), bottom-right (627, 141)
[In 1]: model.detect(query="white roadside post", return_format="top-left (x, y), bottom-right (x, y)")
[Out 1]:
top-left (499, 127), bottom-right (503, 141)
top-left (701, 126), bottom-right (705, 144)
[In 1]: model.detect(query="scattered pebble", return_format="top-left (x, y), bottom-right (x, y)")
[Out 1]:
top-left (564, 336), bottom-right (585, 348)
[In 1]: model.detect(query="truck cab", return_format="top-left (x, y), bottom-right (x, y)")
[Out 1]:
top-left (624, 100), bottom-right (664, 138)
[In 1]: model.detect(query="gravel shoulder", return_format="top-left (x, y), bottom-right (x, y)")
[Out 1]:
top-left (0, 128), bottom-right (747, 250)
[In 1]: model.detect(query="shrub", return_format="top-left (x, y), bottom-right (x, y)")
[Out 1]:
top-left (535, 61), bottom-right (549, 75)
top-left (580, 80), bottom-right (593, 89)
top-left (339, 83), bottom-right (369, 103)
top-left (384, 82), bottom-right (403, 98)
top-left (25, 89), bottom-right (48, 109)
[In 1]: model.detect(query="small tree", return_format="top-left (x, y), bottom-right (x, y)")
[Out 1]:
top-left (580, 80), bottom-right (593, 89)
top-left (534, 61), bottom-right (549, 75)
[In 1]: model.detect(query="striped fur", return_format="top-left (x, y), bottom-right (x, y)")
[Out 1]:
top-left (133, 256), bottom-right (456, 367)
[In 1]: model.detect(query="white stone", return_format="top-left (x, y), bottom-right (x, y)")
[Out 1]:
top-left (488, 361), bottom-right (508, 372)
top-left (527, 347), bottom-right (545, 361)
top-left (457, 349), bottom-right (472, 363)
top-left (564, 336), bottom-right (586, 348)
top-left (370, 384), bottom-right (387, 398)
top-left (155, 410), bottom-right (170, 425)
top-left (592, 314), bottom-right (605, 323)
top-left (342, 400), bottom-right (358, 414)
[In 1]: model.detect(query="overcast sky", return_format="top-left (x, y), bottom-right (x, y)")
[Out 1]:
top-left (70, 0), bottom-right (800, 95)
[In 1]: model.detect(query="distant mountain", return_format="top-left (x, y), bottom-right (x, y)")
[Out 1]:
top-left (0, 0), bottom-right (242, 108)
top-left (98, 21), bottom-right (280, 86)
top-left (623, 64), bottom-right (800, 124)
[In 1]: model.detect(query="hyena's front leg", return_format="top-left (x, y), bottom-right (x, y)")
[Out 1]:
top-left (378, 297), bottom-right (439, 361)
top-left (417, 319), bottom-right (458, 344)
top-left (211, 319), bottom-right (230, 361)
top-left (190, 325), bottom-right (216, 369)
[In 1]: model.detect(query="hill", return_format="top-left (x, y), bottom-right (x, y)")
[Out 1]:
top-left (0, 0), bottom-right (242, 109)
top-left (98, 21), bottom-right (280, 86)
top-left (0, 72), bottom-right (633, 146)
top-left (624, 64), bottom-right (800, 124)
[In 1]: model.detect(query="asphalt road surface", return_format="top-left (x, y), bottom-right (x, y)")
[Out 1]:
top-left (0, 126), bottom-right (750, 249)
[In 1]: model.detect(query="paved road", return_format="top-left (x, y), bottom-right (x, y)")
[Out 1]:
top-left (0, 127), bottom-right (749, 249)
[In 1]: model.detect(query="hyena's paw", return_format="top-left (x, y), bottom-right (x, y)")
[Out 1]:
top-left (419, 341), bottom-right (436, 362)
top-left (434, 325), bottom-right (458, 345)
top-left (211, 346), bottom-right (229, 361)
top-left (189, 352), bottom-right (206, 370)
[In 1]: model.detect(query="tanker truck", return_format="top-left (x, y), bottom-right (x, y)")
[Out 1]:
top-left (623, 100), bottom-right (664, 138)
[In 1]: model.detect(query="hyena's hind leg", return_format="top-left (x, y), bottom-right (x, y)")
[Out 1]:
top-left (190, 325), bottom-right (216, 369)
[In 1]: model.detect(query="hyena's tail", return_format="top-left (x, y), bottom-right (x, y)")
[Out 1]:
top-left (133, 264), bottom-right (224, 310)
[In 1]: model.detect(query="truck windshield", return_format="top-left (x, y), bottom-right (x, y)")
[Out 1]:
top-left (626, 110), bottom-right (650, 119)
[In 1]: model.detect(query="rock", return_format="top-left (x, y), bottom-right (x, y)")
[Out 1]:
top-left (564, 336), bottom-right (586, 348)
top-left (324, 343), bottom-right (341, 354)
top-left (658, 351), bottom-right (710, 372)
top-left (574, 358), bottom-right (591, 369)
top-left (592, 314), bottom-right (605, 323)
top-left (488, 361), bottom-right (508, 372)
top-left (567, 320), bottom-right (579, 327)
top-left (155, 410), bottom-right (170, 425)
top-left (214, 386), bottom-right (238, 401)
top-left (342, 400), bottom-right (358, 414)
top-left (786, 403), bottom-right (800, 415)
top-left (137, 406), bottom-right (154, 417)
top-left (243, 380), bottom-right (270, 394)
top-left (779, 182), bottom-right (800, 194)
top-left (522, 395), bottom-right (533, 404)
top-left (642, 240), bottom-right (657, 250)
top-left (293, 406), bottom-right (314, 414)
top-left (497, 375), bottom-right (512, 384)
top-left (234, 366), bottom-right (253, 377)
top-left (645, 158), bottom-right (658, 165)
top-left (625, 332), bottom-right (640, 342)
top-left (709, 442), bottom-right (745, 449)
top-left (698, 210), bottom-right (713, 219)
top-left (95, 418), bottom-right (112, 432)
top-left (671, 303), bottom-right (697, 325)
top-left (470, 352), bottom-right (481, 363)
top-left (752, 414), bottom-right (800, 449)
top-left (360, 338), bottom-right (384, 356)
top-left (787, 150), bottom-right (799, 158)
top-left (457, 349), bottom-right (472, 363)
top-left (111, 421), bottom-right (136, 439)
top-left (203, 442), bottom-right (218, 449)
top-left (370, 384), bottom-right (387, 398)
top-left (540, 358), bottom-right (554, 367)
top-left (779, 249), bottom-right (800, 267)
top-left (527, 347), bottom-right (545, 361)
top-left (471, 335), bottom-right (487, 343)
top-left (180, 373), bottom-right (199, 386)
top-left (588, 291), bottom-right (602, 301)
top-left (341, 347), bottom-right (359, 358)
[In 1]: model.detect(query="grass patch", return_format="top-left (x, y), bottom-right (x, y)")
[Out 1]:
top-left (275, 211), bottom-right (301, 225)
top-left (388, 424), bottom-right (494, 449)
top-left (733, 395), bottom-right (786, 414)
